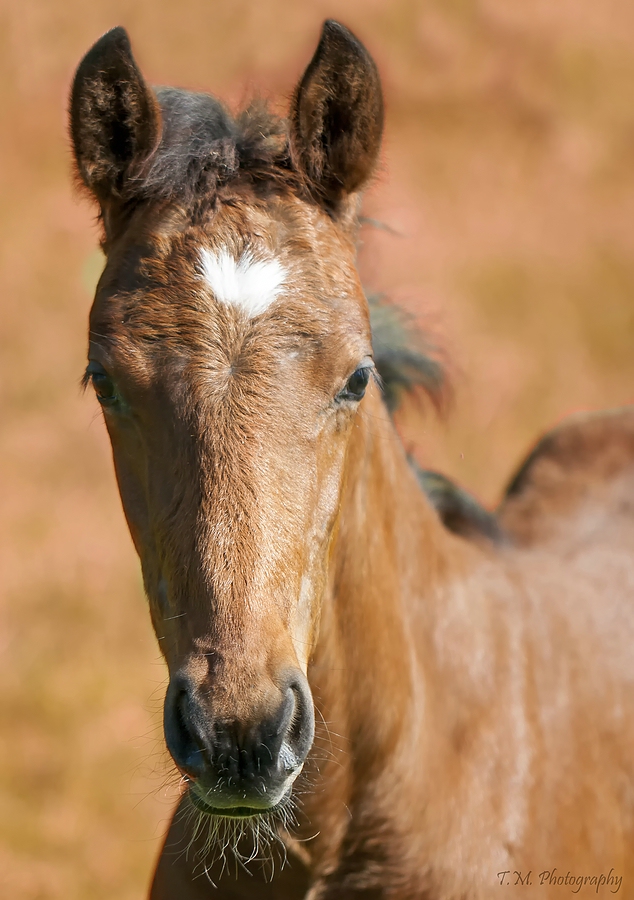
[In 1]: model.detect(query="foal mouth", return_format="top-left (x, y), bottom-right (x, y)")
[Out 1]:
top-left (188, 784), bottom-right (293, 819)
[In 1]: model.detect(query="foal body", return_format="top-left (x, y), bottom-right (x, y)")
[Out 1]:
top-left (69, 21), bottom-right (634, 900)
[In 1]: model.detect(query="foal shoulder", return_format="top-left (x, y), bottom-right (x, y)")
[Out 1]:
top-left (498, 406), bottom-right (634, 547)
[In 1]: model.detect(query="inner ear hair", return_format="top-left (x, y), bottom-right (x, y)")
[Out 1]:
top-left (69, 26), bottom-right (161, 211)
top-left (290, 20), bottom-right (384, 215)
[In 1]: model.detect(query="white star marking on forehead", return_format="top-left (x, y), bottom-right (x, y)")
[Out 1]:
top-left (199, 248), bottom-right (287, 317)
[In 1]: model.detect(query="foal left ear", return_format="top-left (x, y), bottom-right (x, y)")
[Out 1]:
top-left (69, 27), bottom-right (160, 220)
top-left (290, 20), bottom-right (384, 215)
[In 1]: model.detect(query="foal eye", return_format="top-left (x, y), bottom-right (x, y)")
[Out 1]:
top-left (86, 362), bottom-right (117, 406)
top-left (337, 365), bottom-right (373, 403)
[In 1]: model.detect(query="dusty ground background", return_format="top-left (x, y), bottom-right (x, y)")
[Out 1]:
top-left (2, 0), bottom-right (634, 896)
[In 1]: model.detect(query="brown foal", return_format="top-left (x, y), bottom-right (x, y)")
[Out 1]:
top-left (70, 21), bottom-right (634, 899)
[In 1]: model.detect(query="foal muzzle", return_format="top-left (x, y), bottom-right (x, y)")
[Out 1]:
top-left (163, 668), bottom-right (314, 816)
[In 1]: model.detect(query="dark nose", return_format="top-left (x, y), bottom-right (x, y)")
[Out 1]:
top-left (163, 670), bottom-right (314, 811)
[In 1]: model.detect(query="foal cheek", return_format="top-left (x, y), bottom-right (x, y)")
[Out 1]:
top-left (291, 570), bottom-right (327, 670)
top-left (109, 440), bottom-right (151, 560)
top-left (290, 424), bottom-right (353, 666)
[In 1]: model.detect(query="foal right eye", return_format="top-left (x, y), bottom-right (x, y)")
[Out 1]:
top-left (86, 363), bottom-right (117, 406)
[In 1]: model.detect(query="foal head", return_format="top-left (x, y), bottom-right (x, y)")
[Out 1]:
top-left (71, 22), bottom-right (383, 818)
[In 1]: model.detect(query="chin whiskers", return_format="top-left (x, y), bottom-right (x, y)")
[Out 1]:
top-left (174, 790), bottom-right (299, 885)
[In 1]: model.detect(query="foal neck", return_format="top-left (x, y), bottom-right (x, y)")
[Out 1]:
top-left (308, 387), bottom-right (462, 770)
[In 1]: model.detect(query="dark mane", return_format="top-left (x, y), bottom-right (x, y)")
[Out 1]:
top-left (368, 293), bottom-right (445, 412)
top-left (133, 89), bottom-right (295, 212)
top-left (367, 295), bottom-right (505, 543)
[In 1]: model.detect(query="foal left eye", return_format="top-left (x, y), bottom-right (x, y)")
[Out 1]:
top-left (337, 365), bottom-right (373, 403)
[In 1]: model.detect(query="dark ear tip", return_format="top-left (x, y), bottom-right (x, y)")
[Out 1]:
top-left (76, 26), bottom-right (133, 76)
top-left (92, 25), bottom-right (131, 52)
top-left (322, 19), bottom-right (348, 36)
top-left (318, 19), bottom-right (371, 60)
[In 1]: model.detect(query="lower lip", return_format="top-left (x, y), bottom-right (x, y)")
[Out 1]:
top-left (189, 789), bottom-right (284, 819)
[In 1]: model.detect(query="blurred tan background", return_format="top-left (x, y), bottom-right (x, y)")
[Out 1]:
top-left (2, 0), bottom-right (634, 897)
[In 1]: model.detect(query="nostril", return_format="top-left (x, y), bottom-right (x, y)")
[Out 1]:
top-left (275, 688), bottom-right (299, 774)
top-left (281, 675), bottom-right (315, 769)
top-left (285, 687), bottom-right (302, 744)
top-left (164, 680), bottom-right (207, 778)
top-left (174, 690), bottom-right (191, 742)
top-left (279, 738), bottom-right (299, 774)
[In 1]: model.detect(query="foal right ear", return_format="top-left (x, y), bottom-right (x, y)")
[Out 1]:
top-left (70, 27), bottom-right (160, 216)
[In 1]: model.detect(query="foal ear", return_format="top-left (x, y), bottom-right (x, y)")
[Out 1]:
top-left (70, 27), bottom-right (160, 212)
top-left (290, 20), bottom-right (384, 214)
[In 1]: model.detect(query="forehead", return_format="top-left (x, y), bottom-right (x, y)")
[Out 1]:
top-left (91, 195), bottom-right (370, 360)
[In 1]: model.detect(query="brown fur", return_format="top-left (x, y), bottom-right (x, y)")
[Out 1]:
top-left (499, 407), bottom-right (634, 547)
top-left (70, 21), bottom-right (634, 900)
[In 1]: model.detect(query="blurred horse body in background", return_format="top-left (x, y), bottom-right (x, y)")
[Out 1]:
top-left (70, 21), bottom-right (634, 900)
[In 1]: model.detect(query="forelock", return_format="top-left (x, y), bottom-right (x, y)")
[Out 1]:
top-left (127, 89), bottom-right (298, 216)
